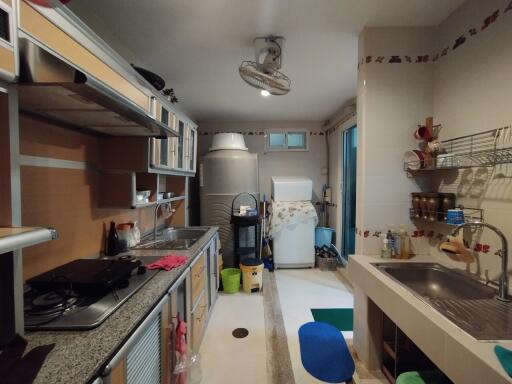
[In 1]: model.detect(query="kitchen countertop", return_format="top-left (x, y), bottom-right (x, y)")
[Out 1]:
top-left (348, 254), bottom-right (512, 384)
top-left (24, 226), bottom-right (218, 384)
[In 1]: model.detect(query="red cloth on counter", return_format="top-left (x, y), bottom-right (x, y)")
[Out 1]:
top-left (146, 255), bottom-right (188, 271)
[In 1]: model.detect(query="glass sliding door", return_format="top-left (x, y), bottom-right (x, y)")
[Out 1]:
top-left (341, 125), bottom-right (357, 261)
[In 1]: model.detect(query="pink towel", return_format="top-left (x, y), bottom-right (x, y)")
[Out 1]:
top-left (146, 255), bottom-right (188, 271)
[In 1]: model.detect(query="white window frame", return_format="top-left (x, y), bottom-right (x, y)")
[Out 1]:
top-left (265, 130), bottom-right (309, 152)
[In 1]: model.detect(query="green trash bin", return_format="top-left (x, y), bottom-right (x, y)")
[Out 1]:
top-left (221, 268), bottom-right (241, 294)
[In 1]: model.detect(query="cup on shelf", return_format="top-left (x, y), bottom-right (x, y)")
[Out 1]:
top-left (446, 209), bottom-right (465, 225)
top-left (414, 125), bottom-right (433, 140)
top-left (427, 139), bottom-right (443, 154)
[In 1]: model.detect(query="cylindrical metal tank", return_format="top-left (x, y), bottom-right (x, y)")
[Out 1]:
top-left (200, 134), bottom-right (259, 267)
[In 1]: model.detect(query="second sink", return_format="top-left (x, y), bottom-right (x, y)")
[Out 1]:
top-left (374, 262), bottom-right (495, 300)
top-left (373, 262), bottom-right (512, 341)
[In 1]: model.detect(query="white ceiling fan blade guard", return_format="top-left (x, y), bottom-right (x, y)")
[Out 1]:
top-left (239, 61), bottom-right (291, 95)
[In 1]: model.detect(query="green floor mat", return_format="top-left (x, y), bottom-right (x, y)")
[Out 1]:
top-left (310, 308), bottom-right (354, 331)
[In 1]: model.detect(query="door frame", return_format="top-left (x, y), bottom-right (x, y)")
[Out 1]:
top-left (340, 125), bottom-right (357, 261)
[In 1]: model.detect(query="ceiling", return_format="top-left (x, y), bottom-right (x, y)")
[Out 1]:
top-left (68, 0), bottom-right (465, 123)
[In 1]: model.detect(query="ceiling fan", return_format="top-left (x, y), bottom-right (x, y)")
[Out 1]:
top-left (239, 36), bottom-right (291, 96)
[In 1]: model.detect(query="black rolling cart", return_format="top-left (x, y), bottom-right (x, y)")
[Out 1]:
top-left (231, 193), bottom-right (259, 266)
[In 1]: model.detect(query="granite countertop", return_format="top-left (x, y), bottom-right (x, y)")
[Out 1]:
top-left (348, 254), bottom-right (512, 384)
top-left (25, 226), bottom-right (218, 384)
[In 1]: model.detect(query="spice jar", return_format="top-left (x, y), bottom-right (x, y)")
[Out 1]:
top-left (411, 193), bottom-right (422, 218)
top-left (426, 193), bottom-right (440, 221)
top-left (420, 194), bottom-right (429, 220)
top-left (439, 193), bottom-right (456, 221)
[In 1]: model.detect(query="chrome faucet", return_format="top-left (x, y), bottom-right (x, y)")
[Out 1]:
top-left (154, 201), bottom-right (173, 241)
top-left (451, 221), bottom-right (510, 302)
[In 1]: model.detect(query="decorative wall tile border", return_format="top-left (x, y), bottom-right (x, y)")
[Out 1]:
top-left (355, 226), bottom-right (500, 256)
top-left (357, 1), bottom-right (512, 70)
top-left (197, 131), bottom-right (324, 136)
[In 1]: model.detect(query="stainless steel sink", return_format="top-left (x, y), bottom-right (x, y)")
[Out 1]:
top-left (373, 262), bottom-right (512, 341)
top-left (133, 228), bottom-right (208, 250)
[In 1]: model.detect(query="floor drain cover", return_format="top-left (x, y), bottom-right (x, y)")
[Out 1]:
top-left (232, 328), bottom-right (249, 338)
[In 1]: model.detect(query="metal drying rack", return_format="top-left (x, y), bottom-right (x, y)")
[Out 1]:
top-left (404, 127), bottom-right (512, 174)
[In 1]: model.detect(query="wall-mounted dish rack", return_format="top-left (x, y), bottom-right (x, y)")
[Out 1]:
top-left (404, 127), bottom-right (512, 174)
top-left (409, 207), bottom-right (484, 226)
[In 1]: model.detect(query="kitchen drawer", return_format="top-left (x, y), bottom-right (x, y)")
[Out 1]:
top-left (191, 291), bottom-right (207, 351)
top-left (191, 253), bottom-right (205, 306)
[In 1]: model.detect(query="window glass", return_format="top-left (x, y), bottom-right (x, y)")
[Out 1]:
top-left (161, 107), bottom-right (169, 125)
top-left (287, 132), bottom-right (306, 149)
top-left (0, 9), bottom-right (9, 43)
top-left (178, 121), bottom-right (184, 168)
top-left (269, 133), bottom-right (286, 148)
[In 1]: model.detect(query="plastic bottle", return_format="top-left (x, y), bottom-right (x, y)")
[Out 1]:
top-left (386, 229), bottom-right (396, 258)
top-left (381, 237), bottom-right (392, 259)
top-left (394, 229), bottom-right (402, 257)
top-left (399, 225), bottom-right (410, 259)
top-left (132, 221), bottom-right (141, 246)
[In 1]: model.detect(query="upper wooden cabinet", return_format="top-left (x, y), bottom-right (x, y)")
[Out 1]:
top-left (0, 0), bottom-right (16, 81)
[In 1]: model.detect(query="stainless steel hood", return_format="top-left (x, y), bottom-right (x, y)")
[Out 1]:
top-left (17, 39), bottom-right (176, 138)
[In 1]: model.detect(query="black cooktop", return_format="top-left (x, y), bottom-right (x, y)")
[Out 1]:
top-left (25, 256), bottom-right (161, 330)
top-left (27, 258), bottom-right (142, 295)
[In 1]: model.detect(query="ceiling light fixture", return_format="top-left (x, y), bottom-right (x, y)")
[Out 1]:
top-left (260, 90), bottom-right (270, 97)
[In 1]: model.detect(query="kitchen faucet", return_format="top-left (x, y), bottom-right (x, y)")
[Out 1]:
top-left (451, 221), bottom-right (510, 302)
top-left (154, 201), bottom-right (174, 241)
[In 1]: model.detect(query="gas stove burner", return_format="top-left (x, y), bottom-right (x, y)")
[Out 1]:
top-left (32, 290), bottom-right (78, 310)
top-left (25, 290), bottom-right (80, 321)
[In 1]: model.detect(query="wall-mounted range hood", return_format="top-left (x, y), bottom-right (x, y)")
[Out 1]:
top-left (17, 39), bottom-right (176, 138)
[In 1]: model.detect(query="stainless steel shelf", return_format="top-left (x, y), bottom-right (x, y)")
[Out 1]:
top-left (409, 207), bottom-right (484, 226)
top-left (404, 127), bottom-right (512, 174)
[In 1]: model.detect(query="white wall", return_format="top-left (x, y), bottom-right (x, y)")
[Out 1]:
top-left (197, 121), bottom-right (328, 204)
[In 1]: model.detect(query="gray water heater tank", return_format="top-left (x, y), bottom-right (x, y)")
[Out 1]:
top-left (200, 134), bottom-right (259, 267)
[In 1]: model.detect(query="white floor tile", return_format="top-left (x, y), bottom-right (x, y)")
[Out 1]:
top-left (199, 268), bottom-right (355, 384)
top-left (199, 291), bottom-right (267, 384)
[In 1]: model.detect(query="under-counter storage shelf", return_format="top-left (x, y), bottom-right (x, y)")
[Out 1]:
top-left (381, 313), bottom-right (452, 384)
top-left (404, 128), bottom-right (512, 175)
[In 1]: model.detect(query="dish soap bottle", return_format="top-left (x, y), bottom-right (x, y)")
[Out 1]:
top-left (399, 225), bottom-right (410, 259)
top-left (381, 237), bottom-right (392, 259)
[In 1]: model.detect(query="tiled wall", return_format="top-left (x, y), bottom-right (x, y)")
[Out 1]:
top-left (355, 27), bottom-right (435, 256)
top-left (354, 0), bottom-right (512, 286)
top-left (430, 0), bottom-right (512, 283)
